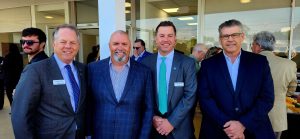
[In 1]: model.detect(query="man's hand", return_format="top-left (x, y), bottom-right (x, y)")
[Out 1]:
top-left (156, 118), bottom-right (174, 136)
top-left (152, 116), bottom-right (163, 129)
top-left (223, 120), bottom-right (245, 139)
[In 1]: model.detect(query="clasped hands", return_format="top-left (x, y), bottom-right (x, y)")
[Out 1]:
top-left (153, 116), bottom-right (174, 136)
top-left (223, 120), bottom-right (245, 139)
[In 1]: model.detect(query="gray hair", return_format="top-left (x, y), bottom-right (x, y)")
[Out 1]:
top-left (253, 31), bottom-right (276, 51)
top-left (192, 43), bottom-right (208, 53)
top-left (52, 24), bottom-right (80, 42)
top-left (218, 19), bottom-right (244, 35)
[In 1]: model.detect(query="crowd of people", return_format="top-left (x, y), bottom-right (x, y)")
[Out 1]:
top-left (3, 19), bottom-right (296, 139)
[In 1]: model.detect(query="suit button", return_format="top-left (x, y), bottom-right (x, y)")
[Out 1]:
top-left (235, 107), bottom-right (239, 111)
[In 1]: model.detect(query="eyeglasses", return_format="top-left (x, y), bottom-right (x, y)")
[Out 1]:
top-left (220, 33), bottom-right (242, 40)
top-left (20, 40), bottom-right (40, 46)
top-left (133, 47), bottom-right (140, 50)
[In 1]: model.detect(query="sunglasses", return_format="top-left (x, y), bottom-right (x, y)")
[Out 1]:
top-left (133, 47), bottom-right (140, 50)
top-left (20, 40), bottom-right (40, 46)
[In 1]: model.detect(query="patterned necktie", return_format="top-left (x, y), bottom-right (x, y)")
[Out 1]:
top-left (158, 57), bottom-right (167, 114)
top-left (65, 65), bottom-right (80, 111)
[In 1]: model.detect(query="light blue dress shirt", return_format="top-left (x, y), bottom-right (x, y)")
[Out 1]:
top-left (54, 54), bottom-right (80, 112)
top-left (223, 51), bottom-right (241, 91)
top-left (157, 50), bottom-right (174, 95)
top-left (109, 58), bottom-right (130, 101)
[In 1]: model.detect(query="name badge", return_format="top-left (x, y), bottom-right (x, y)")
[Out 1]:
top-left (174, 82), bottom-right (184, 87)
top-left (53, 80), bottom-right (65, 85)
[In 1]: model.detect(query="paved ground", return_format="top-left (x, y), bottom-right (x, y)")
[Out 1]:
top-left (0, 95), bottom-right (14, 139)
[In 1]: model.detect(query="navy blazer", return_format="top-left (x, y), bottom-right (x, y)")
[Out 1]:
top-left (198, 50), bottom-right (275, 139)
top-left (131, 50), bottom-right (152, 62)
top-left (142, 52), bottom-right (197, 139)
top-left (87, 58), bottom-right (154, 139)
top-left (11, 56), bottom-right (86, 139)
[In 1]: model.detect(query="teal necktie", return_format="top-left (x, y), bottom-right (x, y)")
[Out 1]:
top-left (158, 57), bottom-right (167, 114)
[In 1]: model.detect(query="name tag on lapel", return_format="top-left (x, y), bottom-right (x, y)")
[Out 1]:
top-left (174, 82), bottom-right (184, 87)
top-left (53, 80), bottom-right (65, 85)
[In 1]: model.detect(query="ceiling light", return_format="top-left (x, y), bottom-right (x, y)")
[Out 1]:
top-left (45, 16), bottom-right (53, 19)
top-left (187, 23), bottom-right (198, 26)
top-left (178, 17), bottom-right (194, 20)
top-left (162, 8), bottom-right (178, 13)
top-left (125, 10), bottom-right (130, 14)
top-left (125, 2), bottom-right (131, 7)
top-left (240, 0), bottom-right (251, 3)
top-left (281, 27), bottom-right (291, 32)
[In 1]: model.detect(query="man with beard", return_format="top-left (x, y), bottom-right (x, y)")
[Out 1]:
top-left (87, 30), bottom-right (154, 139)
top-left (21, 27), bottom-right (48, 64)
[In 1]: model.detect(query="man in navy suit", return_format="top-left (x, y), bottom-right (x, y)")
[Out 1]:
top-left (198, 19), bottom-right (275, 139)
top-left (142, 21), bottom-right (197, 139)
top-left (131, 39), bottom-right (152, 62)
top-left (87, 30), bottom-right (154, 139)
top-left (11, 24), bottom-right (86, 139)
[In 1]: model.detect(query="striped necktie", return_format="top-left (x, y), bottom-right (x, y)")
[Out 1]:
top-left (65, 65), bottom-right (80, 111)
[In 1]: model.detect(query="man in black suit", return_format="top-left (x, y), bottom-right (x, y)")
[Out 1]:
top-left (11, 24), bottom-right (86, 139)
top-left (21, 27), bottom-right (48, 64)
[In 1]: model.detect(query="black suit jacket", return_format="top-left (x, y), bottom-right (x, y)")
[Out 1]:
top-left (29, 51), bottom-right (49, 64)
top-left (11, 56), bottom-right (86, 139)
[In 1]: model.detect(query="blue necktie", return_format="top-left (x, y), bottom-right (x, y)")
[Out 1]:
top-left (65, 65), bottom-right (80, 111)
top-left (158, 57), bottom-right (167, 114)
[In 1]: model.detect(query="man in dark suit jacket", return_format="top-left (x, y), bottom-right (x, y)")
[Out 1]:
top-left (11, 24), bottom-right (86, 139)
top-left (87, 30), bottom-right (154, 139)
top-left (142, 21), bottom-right (197, 139)
top-left (20, 27), bottom-right (48, 64)
top-left (131, 39), bottom-right (152, 62)
top-left (198, 19), bottom-right (275, 139)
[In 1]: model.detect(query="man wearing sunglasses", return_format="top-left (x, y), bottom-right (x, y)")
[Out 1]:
top-left (131, 39), bottom-right (152, 62)
top-left (21, 27), bottom-right (48, 64)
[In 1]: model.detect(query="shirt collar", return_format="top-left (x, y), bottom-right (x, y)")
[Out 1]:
top-left (54, 54), bottom-right (74, 70)
top-left (158, 50), bottom-right (174, 60)
top-left (223, 50), bottom-right (242, 63)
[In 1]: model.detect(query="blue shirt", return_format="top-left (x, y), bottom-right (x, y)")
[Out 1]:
top-left (223, 52), bottom-right (241, 91)
top-left (157, 50), bottom-right (174, 95)
top-left (54, 54), bottom-right (80, 112)
top-left (109, 58), bottom-right (130, 101)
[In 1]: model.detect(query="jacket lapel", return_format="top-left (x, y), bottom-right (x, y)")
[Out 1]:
top-left (218, 53), bottom-right (235, 95)
top-left (235, 51), bottom-right (247, 96)
top-left (168, 52), bottom-right (179, 104)
top-left (74, 62), bottom-right (86, 110)
top-left (49, 56), bottom-right (74, 112)
top-left (103, 59), bottom-right (119, 103)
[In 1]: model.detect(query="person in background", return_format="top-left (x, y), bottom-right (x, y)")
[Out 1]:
top-left (87, 45), bottom-right (99, 63)
top-left (251, 31), bottom-right (297, 139)
top-left (11, 24), bottom-right (86, 139)
top-left (87, 30), bottom-right (154, 139)
top-left (3, 43), bottom-right (23, 106)
top-left (204, 46), bottom-right (223, 59)
top-left (190, 43), bottom-right (208, 72)
top-left (21, 27), bottom-right (48, 64)
top-left (198, 19), bottom-right (275, 139)
top-left (142, 21), bottom-right (197, 139)
top-left (131, 39), bottom-right (152, 62)
top-left (0, 56), bottom-right (5, 110)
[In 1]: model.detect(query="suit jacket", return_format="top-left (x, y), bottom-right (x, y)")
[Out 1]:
top-left (198, 50), bottom-right (275, 139)
top-left (29, 51), bottom-right (49, 64)
top-left (142, 52), bottom-right (197, 139)
top-left (260, 51), bottom-right (297, 132)
top-left (87, 58), bottom-right (154, 139)
top-left (11, 56), bottom-right (86, 139)
top-left (131, 50), bottom-right (152, 62)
